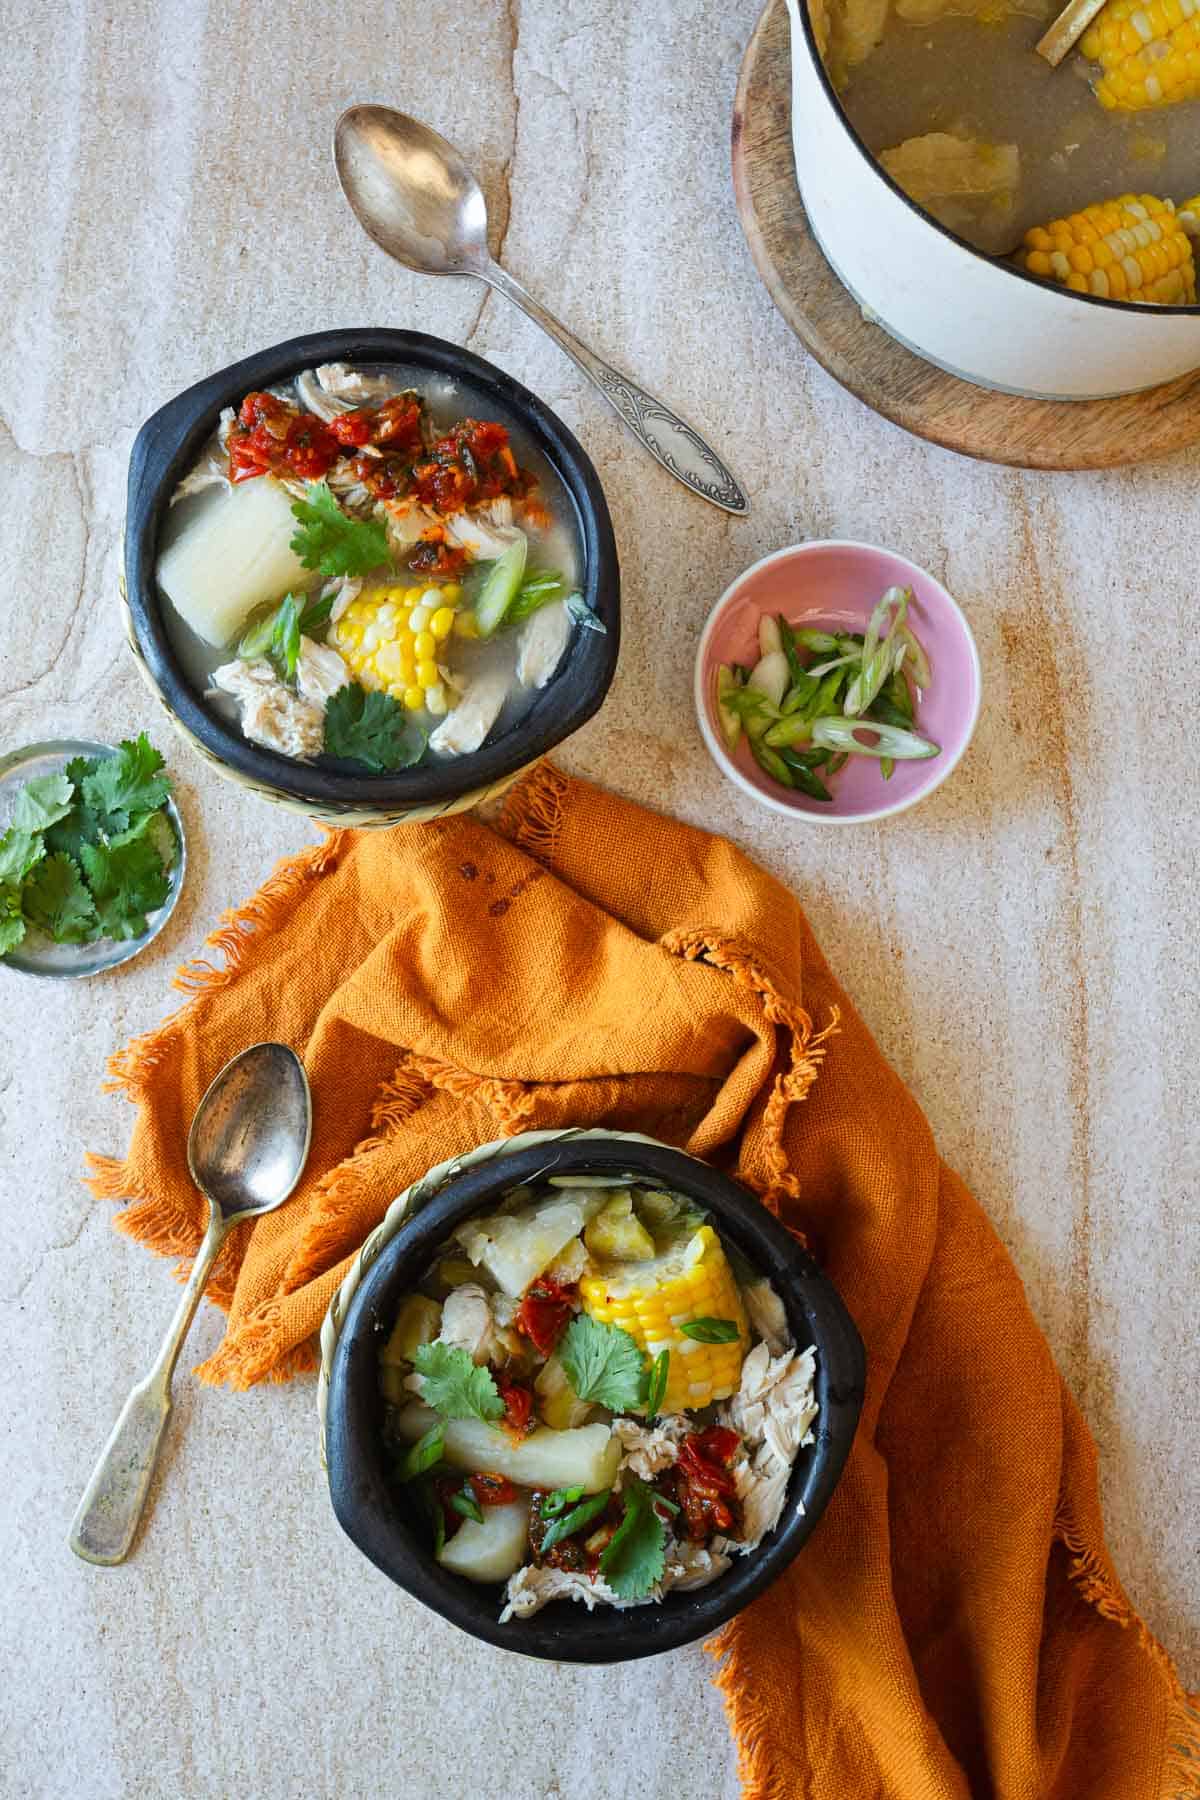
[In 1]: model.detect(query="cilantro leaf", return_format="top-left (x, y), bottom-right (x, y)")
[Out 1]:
top-left (323, 683), bottom-right (426, 773)
top-left (81, 734), bottom-right (171, 836)
top-left (44, 803), bottom-right (104, 863)
top-left (0, 884), bottom-right (26, 954)
top-left (679, 1317), bottom-right (741, 1344)
top-left (599, 1477), bottom-right (669, 1600)
top-left (559, 1314), bottom-right (646, 1412)
top-left (79, 814), bottom-right (171, 941)
top-left (22, 853), bottom-right (97, 943)
top-left (540, 1488), bottom-right (611, 1554)
top-left (0, 826), bottom-right (45, 886)
top-left (289, 481), bottom-right (390, 578)
top-left (11, 773), bottom-right (74, 834)
top-left (62, 756), bottom-right (99, 788)
top-left (413, 1341), bottom-right (505, 1424)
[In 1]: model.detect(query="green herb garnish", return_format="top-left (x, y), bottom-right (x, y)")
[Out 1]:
top-left (505, 571), bottom-right (564, 625)
top-left (413, 1342), bottom-right (505, 1424)
top-left (323, 683), bottom-right (427, 773)
top-left (396, 1422), bottom-right (446, 1483)
top-left (450, 1484), bottom-right (485, 1524)
top-left (21, 853), bottom-right (96, 943)
top-left (679, 1317), bottom-right (741, 1345)
top-left (642, 1349), bottom-right (670, 1420)
top-left (540, 1488), bottom-right (611, 1554)
top-left (0, 736), bottom-right (175, 958)
top-left (598, 1477), bottom-right (670, 1600)
top-left (559, 1314), bottom-right (646, 1413)
top-left (290, 480), bottom-right (390, 578)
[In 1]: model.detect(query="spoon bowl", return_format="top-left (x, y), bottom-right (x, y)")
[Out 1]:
top-left (334, 106), bottom-right (489, 275)
top-left (69, 1043), bottom-right (312, 1564)
top-left (187, 1041), bottom-right (313, 1218)
top-left (333, 104), bottom-right (749, 513)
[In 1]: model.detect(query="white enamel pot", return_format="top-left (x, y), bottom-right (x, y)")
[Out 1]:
top-left (784, 0), bottom-right (1200, 398)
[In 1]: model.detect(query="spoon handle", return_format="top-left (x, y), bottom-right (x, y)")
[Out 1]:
top-left (483, 262), bottom-right (749, 516)
top-left (68, 1207), bottom-right (229, 1565)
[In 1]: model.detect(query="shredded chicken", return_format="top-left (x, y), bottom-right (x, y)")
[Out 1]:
top-left (295, 636), bottom-right (351, 707)
top-left (324, 576), bottom-right (362, 624)
top-left (741, 1278), bottom-right (792, 1357)
top-left (170, 411), bottom-right (236, 505)
top-left (516, 600), bottom-right (571, 690)
top-left (429, 668), bottom-right (509, 757)
top-left (209, 660), bottom-right (325, 759)
top-left (444, 510), bottom-right (524, 562)
top-left (317, 362), bottom-right (397, 404)
top-left (436, 1283), bottom-right (498, 1366)
top-left (381, 499), bottom-right (443, 555)
top-left (500, 1536), bottom-right (731, 1621)
top-left (719, 1343), bottom-right (819, 1551)
top-left (611, 1413), bottom-right (690, 1482)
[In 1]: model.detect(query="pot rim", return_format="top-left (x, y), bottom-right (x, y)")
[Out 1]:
top-left (788, 0), bottom-right (1200, 320)
top-left (123, 328), bottom-right (620, 808)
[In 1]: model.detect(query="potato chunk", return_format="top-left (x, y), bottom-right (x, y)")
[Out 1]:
top-left (437, 1496), bottom-right (531, 1584)
top-left (395, 1406), bottom-right (620, 1493)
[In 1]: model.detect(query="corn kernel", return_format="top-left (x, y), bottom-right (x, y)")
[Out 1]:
top-left (409, 605), bottom-right (430, 632)
top-left (430, 607), bottom-right (455, 639)
top-left (420, 588), bottom-right (441, 608)
top-left (442, 582), bottom-right (463, 602)
top-left (416, 658), bottom-right (439, 687)
top-left (403, 685), bottom-right (425, 711)
top-left (454, 612), bottom-right (480, 639)
top-left (425, 683), bottom-right (448, 716)
top-left (414, 629), bottom-right (437, 659)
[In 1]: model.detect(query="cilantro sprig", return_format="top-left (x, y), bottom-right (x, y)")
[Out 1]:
top-left (290, 480), bottom-right (390, 578)
top-left (0, 736), bottom-right (176, 959)
top-left (599, 1477), bottom-right (677, 1600)
top-left (413, 1341), bottom-right (505, 1424)
top-left (558, 1314), bottom-right (647, 1413)
top-left (323, 684), bottom-right (427, 774)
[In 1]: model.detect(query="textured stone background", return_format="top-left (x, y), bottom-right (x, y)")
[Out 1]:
top-left (1, 1), bottom-right (1196, 1795)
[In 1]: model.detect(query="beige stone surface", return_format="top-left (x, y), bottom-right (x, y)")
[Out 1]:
top-left (1, 0), bottom-right (1196, 1794)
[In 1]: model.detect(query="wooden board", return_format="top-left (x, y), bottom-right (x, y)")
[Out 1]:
top-left (731, 0), bottom-right (1200, 470)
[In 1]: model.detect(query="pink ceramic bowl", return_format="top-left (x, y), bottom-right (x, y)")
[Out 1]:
top-left (694, 541), bottom-right (981, 825)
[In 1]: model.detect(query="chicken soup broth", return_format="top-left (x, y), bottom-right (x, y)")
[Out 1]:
top-left (156, 362), bottom-right (588, 773)
top-left (818, 0), bottom-right (1200, 277)
top-left (378, 1175), bottom-right (819, 1621)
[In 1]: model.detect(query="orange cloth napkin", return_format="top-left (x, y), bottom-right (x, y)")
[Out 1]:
top-left (87, 764), bottom-right (1197, 1798)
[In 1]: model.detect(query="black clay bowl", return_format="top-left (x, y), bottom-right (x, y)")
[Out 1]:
top-left (323, 1133), bottom-right (865, 1663)
top-left (122, 329), bottom-right (620, 824)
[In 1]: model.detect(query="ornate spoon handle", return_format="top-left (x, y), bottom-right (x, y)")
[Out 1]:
top-left (483, 262), bottom-right (749, 515)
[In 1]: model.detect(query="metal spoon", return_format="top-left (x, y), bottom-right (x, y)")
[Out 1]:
top-left (68, 1043), bottom-right (312, 1565)
top-left (333, 105), bottom-right (749, 516)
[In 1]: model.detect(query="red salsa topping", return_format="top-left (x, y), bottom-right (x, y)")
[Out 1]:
top-left (227, 391), bottom-right (340, 484)
top-left (495, 1375), bottom-right (535, 1442)
top-left (514, 1275), bottom-right (577, 1357)
top-left (469, 1471), bottom-right (517, 1507)
top-left (672, 1426), bottom-right (741, 1541)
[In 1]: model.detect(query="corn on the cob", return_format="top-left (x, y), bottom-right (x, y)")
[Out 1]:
top-left (328, 582), bottom-right (462, 715)
top-left (1081, 0), bottom-right (1200, 110)
top-left (1018, 194), bottom-right (1196, 302)
top-left (579, 1225), bottom-right (750, 1412)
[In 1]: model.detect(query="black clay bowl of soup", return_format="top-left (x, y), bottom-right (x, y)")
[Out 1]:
top-left (123, 330), bottom-right (620, 819)
top-left (322, 1134), bottom-right (866, 1663)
